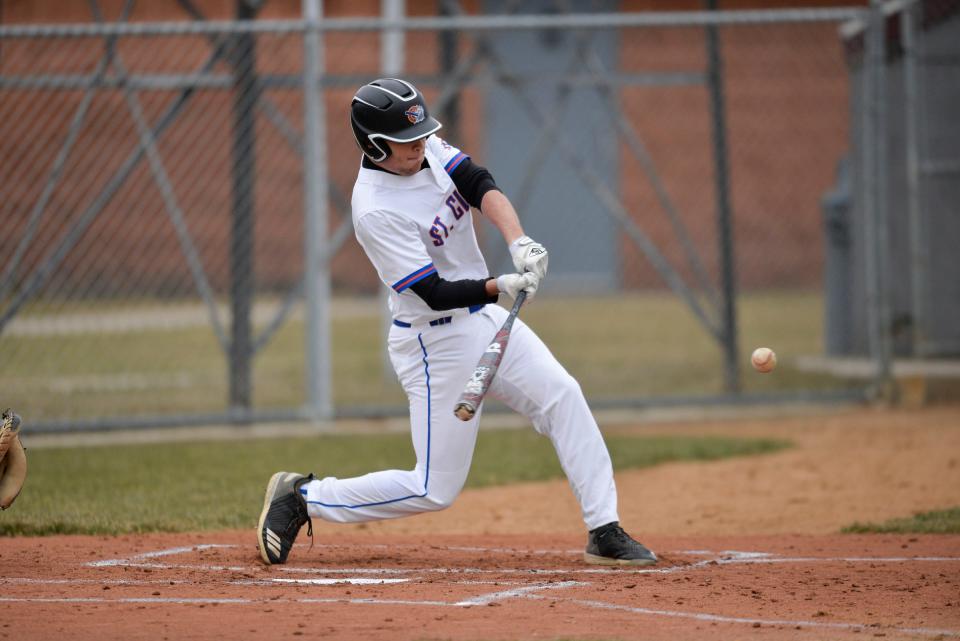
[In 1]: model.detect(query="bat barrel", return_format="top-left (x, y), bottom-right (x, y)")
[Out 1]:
top-left (452, 291), bottom-right (528, 422)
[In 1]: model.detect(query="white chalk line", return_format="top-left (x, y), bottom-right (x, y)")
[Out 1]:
top-left (89, 544), bottom-right (236, 567)
top-left (68, 543), bottom-right (960, 638)
top-left (0, 596), bottom-right (253, 605)
top-left (523, 594), bottom-right (960, 639)
top-left (4, 590), bottom-right (958, 638)
top-left (1, 576), bottom-right (535, 589)
top-left (234, 578), bottom-right (532, 587)
top-left (0, 581), bottom-right (583, 609)
top-left (231, 577), bottom-right (412, 586)
top-left (453, 581), bottom-right (585, 606)
top-left (1, 577), bottom-right (192, 586)
top-left (299, 597), bottom-right (451, 607)
top-left (90, 554), bottom-right (960, 577)
top-left (94, 562), bottom-right (637, 575)
top-left (86, 544), bottom-right (960, 573)
top-left (88, 562), bottom-right (252, 572)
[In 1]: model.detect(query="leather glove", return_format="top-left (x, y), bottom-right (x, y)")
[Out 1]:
top-left (509, 235), bottom-right (548, 279)
top-left (496, 272), bottom-right (540, 302)
top-left (0, 409), bottom-right (26, 510)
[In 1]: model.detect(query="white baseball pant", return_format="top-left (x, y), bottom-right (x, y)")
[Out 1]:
top-left (300, 304), bottom-right (620, 530)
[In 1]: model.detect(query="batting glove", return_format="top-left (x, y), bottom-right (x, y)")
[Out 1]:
top-left (496, 272), bottom-right (540, 302)
top-left (509, 235), bottom-right (548, 280)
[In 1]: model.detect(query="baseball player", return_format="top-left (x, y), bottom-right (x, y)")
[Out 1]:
top-left (257, 78), bottom-right (656, 567)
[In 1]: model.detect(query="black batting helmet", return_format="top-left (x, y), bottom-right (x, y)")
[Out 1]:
top-left (350, 78), bottom-right (442, 162)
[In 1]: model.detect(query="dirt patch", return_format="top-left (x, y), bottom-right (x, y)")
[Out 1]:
top-left (3, 405), bottom-right (960, 640)
top-left (325, 405), bottom-right (960, 538)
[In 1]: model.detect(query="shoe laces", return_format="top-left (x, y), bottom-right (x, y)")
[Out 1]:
top-left (596, 523), bottom-right (631, 545)
top-left (295, 476), bottom-right (315, 550)
top-left (304, 511), bottom-right (314, 550)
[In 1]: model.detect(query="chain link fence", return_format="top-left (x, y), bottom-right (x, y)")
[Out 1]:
top-left (3, 1), bottom-right (950, 432)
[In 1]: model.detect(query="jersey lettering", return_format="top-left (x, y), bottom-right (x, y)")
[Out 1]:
top-left (445, 190), bottom-right (470, 220)
top-left (430, 215), bottom-right (451, 246)
top-left (430, 190), bottom-right (470, 246)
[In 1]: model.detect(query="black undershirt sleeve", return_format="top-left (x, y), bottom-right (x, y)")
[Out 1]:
top-left (449, 157), bottom-right (500, 209)
top-left (409, 273), bottom-right (499, 311)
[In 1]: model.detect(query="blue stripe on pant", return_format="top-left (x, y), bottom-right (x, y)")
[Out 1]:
top-left (304, 333), bottom-right (432, 511)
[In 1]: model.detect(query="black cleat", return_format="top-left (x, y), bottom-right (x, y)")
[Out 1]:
top-left (257, 471), bottom-right (315, 565)
top-left (584, 521), bottom-right (657, 566)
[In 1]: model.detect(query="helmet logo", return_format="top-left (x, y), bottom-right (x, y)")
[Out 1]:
top-left (404, 104), bottom-right (425, 124)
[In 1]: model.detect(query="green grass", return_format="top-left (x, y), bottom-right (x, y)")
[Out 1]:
top-left (0, 291), bottom-right (860, 423)
top-left (842, 507), bottom-right (960, 534)
top-left (0, 430), bottom-right (788, 536)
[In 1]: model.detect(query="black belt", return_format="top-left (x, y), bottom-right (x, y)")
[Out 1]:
top-left (393, 304), bottom-right (485, 328)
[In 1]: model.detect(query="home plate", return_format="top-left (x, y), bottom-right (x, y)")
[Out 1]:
top-left (238, 577), bottom-right (412, 586)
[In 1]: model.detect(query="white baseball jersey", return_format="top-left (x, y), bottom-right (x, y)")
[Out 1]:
top-left (352, 135), bottom-right (487, 325)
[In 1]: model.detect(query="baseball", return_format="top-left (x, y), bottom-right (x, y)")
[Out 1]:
top-left (751, 347), bottom-right (777, 373)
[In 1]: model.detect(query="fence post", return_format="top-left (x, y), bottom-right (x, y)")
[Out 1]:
top-left (379, 0), bottom-right (406, 386)
top-left (229, 0), bottom-right (260, 418)
top-left (303, 0), bottom-right (333, 420)
top-left (901, 1), bottom-right (928, 358)
top-left (705, 0), bottom-right (740, 394)
top-left (863, 0), bottom-right (893, 399)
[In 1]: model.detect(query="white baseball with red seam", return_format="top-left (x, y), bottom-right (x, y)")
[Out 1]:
top-left (751, 347), bottom-right (777, 373)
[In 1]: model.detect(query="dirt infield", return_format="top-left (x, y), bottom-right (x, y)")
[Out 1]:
top-left (2, 532), bottom-right (958, 640)
top-left (3, 406), bottom-right (960, 640)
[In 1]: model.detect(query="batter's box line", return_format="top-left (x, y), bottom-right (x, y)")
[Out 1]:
top-left (88, 544), bottom-right (236, 567)
top-left (84, 543), bottom-right (657, 575)
top-left (0, 576), bottom-right (537, 590)
top-left (84, 544), bottom-right (960, 578)
top-left (522, 594), bottom-right (960, 639)
top-left (231, 578), bottom-right (536, 587)
top-left (0, 580), bottom-right (586, 609)
top-left (687, 549), bottom-right (960, 565)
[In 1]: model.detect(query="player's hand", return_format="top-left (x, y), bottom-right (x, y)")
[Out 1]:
top-left (509, 235), bottom-right (548, 280)
top-left (496, 272), bottom-right (540, 302)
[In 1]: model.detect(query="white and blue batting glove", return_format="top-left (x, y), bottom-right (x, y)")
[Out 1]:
top-left (497, 272), bottom-right (540, 302)
top-left (509, 235), bottom-right (548, 280)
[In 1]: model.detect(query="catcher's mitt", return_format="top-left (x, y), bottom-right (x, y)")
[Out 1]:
top-left (0, 409), bottom-right (26, 510)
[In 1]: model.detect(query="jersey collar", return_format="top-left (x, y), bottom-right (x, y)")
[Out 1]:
top-left (361, 155), bottom-right (430, 175)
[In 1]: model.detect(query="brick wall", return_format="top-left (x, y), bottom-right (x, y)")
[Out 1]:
top-left (0, 0), bottom-right (858, 296)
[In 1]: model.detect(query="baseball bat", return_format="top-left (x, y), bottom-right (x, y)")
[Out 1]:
top-left (453, 290), bottom-right (527, 421)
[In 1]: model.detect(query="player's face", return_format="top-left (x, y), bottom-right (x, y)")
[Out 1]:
top-left (379, 138), bottom-right (427, 176)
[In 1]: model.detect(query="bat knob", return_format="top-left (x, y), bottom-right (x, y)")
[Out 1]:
top-left (453, 402), bottom-right (476, 421)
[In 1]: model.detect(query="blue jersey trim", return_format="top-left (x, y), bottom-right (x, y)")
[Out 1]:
top-left (305, 333), bottom-right (432, 510)
top-left (392, 263), bottom-right (437, 293)
top-left (443, 152), bottom-right (468, 174)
